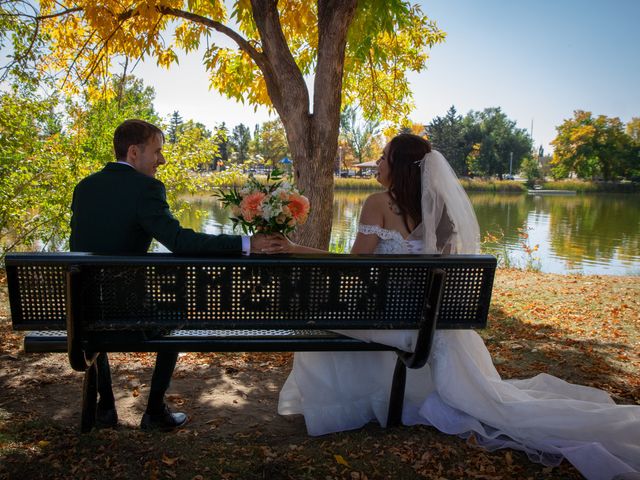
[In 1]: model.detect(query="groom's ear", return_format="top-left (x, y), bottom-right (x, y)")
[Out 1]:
top-left (127, 143), bottom-right (140, 162)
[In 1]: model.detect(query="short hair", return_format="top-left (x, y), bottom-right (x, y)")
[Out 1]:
top-left (113, 119), bottom-right (164, 161)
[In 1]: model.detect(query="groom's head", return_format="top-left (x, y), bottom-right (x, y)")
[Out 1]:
top-left (114, 119), bottom-right (166, 178)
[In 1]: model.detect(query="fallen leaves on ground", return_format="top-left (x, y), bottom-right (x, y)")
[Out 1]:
top-left (0, 270), bottom-right (638, 479)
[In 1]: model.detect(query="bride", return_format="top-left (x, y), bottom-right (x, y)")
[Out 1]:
top-left (276, 134), bottom-right (640, 480)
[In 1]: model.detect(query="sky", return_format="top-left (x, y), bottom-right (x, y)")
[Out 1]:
top-left (135, 0), bottom-right (640, 153)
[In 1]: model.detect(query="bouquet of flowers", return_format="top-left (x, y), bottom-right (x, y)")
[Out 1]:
top-left (216, 168), bottom-right (310, 235)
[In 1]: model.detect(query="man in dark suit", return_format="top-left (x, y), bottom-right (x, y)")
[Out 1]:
top-left (71, 119), bottom-right (284, 431)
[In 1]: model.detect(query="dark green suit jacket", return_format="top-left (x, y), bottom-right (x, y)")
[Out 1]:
top-left (70, 162), bottom-right (242, 255)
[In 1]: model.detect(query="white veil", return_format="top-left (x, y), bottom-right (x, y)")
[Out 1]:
top-left (407, 150), bottom-right (480, 254)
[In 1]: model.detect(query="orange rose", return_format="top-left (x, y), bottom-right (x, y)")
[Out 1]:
top-left (240, 192), bottom-right (266, 222)
top-left (287, 193), bottom-right (310, 224)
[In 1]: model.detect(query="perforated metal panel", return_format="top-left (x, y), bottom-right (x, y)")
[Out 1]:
top-left (439, 267), bottom-right (494, 328)
top-left (7, 265), bottom-right (67, 329)
top-left (6, 253), bottom-right (496, 332)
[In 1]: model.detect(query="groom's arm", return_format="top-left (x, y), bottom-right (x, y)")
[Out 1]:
top-left (137, 179), bottom-right (243, 254)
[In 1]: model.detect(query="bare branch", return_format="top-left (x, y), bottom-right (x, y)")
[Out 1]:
top-left (0, 1), bottom-right (41, 82)
top-left (37, 6), bottom-right (82, 21)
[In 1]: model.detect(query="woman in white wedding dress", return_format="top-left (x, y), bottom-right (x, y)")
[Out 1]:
top-left (277, 134), bottom-right (639, 480)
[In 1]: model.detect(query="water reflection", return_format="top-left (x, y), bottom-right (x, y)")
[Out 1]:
top-left (175, 191), bottom-right (640, 276)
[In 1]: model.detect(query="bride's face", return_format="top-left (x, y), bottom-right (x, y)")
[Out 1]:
top-left (376, 144), bottom-right (391, 188)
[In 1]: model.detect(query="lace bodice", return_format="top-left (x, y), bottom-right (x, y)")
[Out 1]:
top-left (358, 224), bottom-right (423, 254)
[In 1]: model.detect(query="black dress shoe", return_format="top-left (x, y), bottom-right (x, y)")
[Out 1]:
top-left (96, 405), bottom-right (118, 428)
top-left (140, 405), bottom-right (187, 432)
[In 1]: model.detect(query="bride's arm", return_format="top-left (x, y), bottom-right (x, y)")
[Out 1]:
top-left (275, 193), bottom-right (384, 254)
top-left (286, 242), bottom-right (326, 254)
top-left (350, 194), bottom-right (384, 254)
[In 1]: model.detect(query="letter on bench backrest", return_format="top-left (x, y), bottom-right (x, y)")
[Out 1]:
top-left (81, 262), bottom-right (431, 330)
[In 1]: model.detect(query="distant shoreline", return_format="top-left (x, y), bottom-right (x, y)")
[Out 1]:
top-left (207, 174), bottom-right (639, 193)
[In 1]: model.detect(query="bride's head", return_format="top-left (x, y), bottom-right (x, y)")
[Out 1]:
top-left (377, 134), bottom-right (431, 232)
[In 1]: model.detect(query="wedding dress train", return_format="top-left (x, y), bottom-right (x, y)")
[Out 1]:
top-left (278, 225), bottom-right (640, 480)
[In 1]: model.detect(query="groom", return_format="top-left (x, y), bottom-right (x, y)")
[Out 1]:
top-left (70, 119), bottom-right (284, 431)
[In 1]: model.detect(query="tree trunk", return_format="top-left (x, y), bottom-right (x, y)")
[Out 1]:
top-left (289, 129), bottom-right (336, 249)
top-left (250, 0), bottom-right (358, 250)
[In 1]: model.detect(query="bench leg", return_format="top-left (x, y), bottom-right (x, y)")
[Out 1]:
top-left (387, 357), bottom-right (407, 427)
top-left (80, 362), bottom-right (97, 433)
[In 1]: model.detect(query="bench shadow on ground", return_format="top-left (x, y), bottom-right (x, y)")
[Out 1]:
top-left (0, 302), bottom-right (637, 434)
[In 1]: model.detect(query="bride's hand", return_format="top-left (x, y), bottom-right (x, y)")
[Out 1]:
top-left (273, 234), bottom-right (326, 254)
top-left (274, 234), bottom-right (301, 253)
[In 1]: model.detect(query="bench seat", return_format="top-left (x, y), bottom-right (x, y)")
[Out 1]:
top-left (23, 329), bottom-right (402, 354)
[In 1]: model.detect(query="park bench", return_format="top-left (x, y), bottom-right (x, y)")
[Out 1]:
top-left (5, 252), bottom-right (496, 432)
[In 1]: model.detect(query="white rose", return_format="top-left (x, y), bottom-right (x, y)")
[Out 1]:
top-left (261, 203), bottom-right (274, 220)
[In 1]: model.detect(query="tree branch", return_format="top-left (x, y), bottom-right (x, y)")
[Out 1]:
top-left (37, 6), bottom-right (82, 21)
top-left (313, 0), bottom-right (357, 141)
top-left (250, 0), bottom-right (310, 126)
top-left (154, 6), bottom-right (267, 71)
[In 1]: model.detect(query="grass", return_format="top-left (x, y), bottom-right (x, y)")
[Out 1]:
top-left (459, 178), bottom-right (527, 192)
top-left (198, 171), bottom-right (640, 194)
top-left (333, 177), bottom-right (382, 191)
top-left (541, 179), bottom-right (640, 193)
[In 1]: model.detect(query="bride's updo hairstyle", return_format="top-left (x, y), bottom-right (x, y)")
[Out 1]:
top-left (387, 133), bottom-right (431, 233)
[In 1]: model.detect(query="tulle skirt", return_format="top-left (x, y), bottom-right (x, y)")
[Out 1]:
top-left (278, 330), bottom-right (640, 480)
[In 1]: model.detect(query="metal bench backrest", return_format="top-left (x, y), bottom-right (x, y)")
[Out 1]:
top-left (6, 253), bottom-right (496, 331)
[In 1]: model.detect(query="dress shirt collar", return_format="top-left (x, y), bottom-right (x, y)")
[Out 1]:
top-left (116, 161), bottom-right (136, 169)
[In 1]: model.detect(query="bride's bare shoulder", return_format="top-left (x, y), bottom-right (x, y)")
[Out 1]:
top-left (363, 191), bottom-right (391, 207)
top-left (359, 191), bottom-right (389, 225)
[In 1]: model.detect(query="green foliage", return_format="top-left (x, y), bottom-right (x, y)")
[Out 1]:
top-left (160, 120), bottom-right (220, 211)
top-left (0, 85), bottom-right (76, 257)
top-left (424, 106), bottom-right (532, 179)
top-left (252, 120), bottom-right (289, 167)
top-left (520, 156), bottom-right (542, 187)
top-left (339, 105), bottom-right (380, 165)
top-left (627, 117), bottom-right (640, 144)
top-left (67, 75), bottom-right (160, 167)
top-left (551, 111), bottom-right (637, 181)
top-left (213, 122), bottom-right (229, 166)
top-left (425, 106), bottom-right (468, 176)
top-left (0, 70), bottom-right (216, 258)
top-left (464, 108), bottom-right (533, 178)
top-left (167, 111), bottom-right (184, 144)
top-left (229, 123), bottom-right (251, 164)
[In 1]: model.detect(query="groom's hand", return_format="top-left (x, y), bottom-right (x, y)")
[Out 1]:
top-left (250, 233), bottom-right (288, 254)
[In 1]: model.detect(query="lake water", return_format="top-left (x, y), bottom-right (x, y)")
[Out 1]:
top-left (177, 191), bottom-right (640, 276)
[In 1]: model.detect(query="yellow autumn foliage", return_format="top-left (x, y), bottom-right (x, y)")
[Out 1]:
top-left (36, 0), bottom-right (443, 123)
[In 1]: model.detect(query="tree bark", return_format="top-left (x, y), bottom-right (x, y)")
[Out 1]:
top-left (250, 0), bottom-right (358, 249)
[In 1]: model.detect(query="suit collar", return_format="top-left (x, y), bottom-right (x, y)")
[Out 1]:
top-left (103, 162), bottom-right (138, 173)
